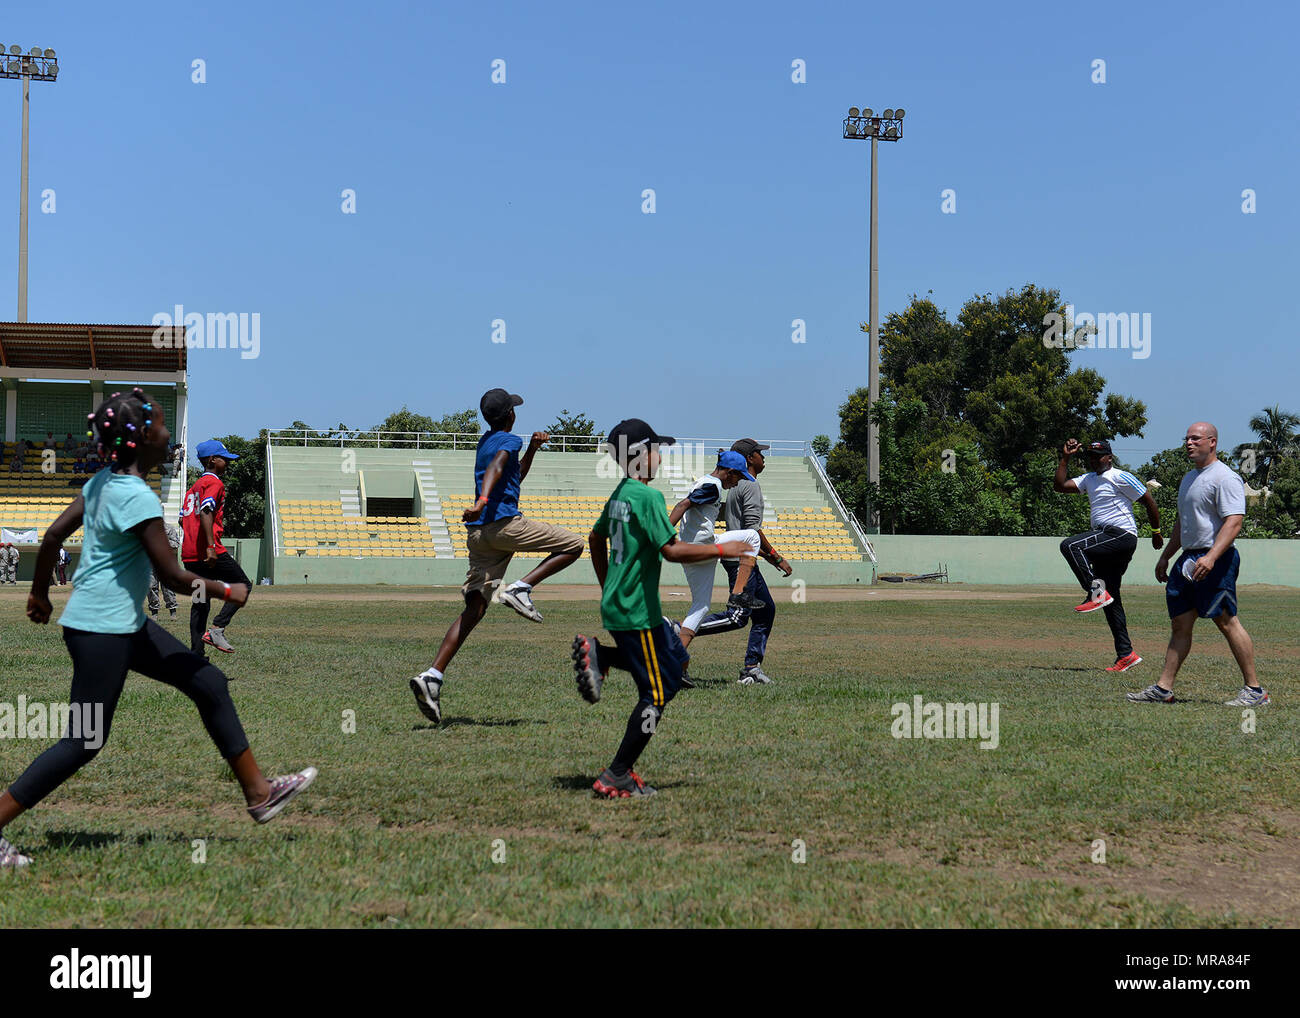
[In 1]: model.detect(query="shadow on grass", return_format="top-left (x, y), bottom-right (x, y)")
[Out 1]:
top-left (681, 678), bottom-right (733, 688)
top-left (424, 716), bottom-right (548, 730)
top-left (1022, 665), bottom-right (1098, 673)
top-left (551, 774), bottom-right (691, 792)
top-left (44, 830), bottom-right (242, 850)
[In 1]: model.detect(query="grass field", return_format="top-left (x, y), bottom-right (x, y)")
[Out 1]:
top-left (2, 582), bottom-right (1297, 928)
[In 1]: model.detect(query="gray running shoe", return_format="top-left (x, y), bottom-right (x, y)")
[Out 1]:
top-left (0, 836), bottom-right (31, 868)
top-left (203, 627), bottom-right (235, 653)
top-left (1126, 683), bottom-right (1174, 703)
top-left (248, 767), bottom-right (318, 824)
top-left (496, 584), bottom-right (543, 622)
top-left (410, 672), bottom-right (443, 723)
top-left (738, 664), bottom-right (773, 685)
top-left (592, 768), bottom-right (656, 799)
top-left (1224, 686), bottom-right (1270, 707)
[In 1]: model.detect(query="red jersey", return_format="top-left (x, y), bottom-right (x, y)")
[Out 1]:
top-left (181, 472), bottom-right (227, 561)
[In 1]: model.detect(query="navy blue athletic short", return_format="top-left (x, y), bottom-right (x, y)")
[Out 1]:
top-left (607, 622), bottom-right (688, 708)
top-left (1166, 547), bottom-right (1239, 620)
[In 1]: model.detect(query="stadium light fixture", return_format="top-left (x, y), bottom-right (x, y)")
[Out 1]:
top-left (841, 103), bottom-right (905, 532)
top-left (1, 43), bottom-right (59, 321)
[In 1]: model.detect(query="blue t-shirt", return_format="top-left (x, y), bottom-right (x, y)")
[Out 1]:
top-left (469, 429), bottom-right (523, 526)
top-left (60, 471), bottom-right (164, 634)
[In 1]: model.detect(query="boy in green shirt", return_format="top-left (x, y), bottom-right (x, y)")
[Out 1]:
top-left (571, 419), bottom-right (751, 798)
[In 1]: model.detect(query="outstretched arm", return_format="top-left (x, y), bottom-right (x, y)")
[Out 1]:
top-left (135, 518), bottom-right (249, 605)
top-left (1053, 439), bottom-right (1081, 493)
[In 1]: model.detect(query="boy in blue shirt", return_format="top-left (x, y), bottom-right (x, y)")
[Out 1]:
top-left (409, 388), bottom-right (583, 724)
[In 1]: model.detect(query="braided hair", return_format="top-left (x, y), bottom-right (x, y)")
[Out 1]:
top-left (87, 388), bottom-right (156, 471)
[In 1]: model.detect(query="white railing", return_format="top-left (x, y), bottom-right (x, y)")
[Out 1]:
top-left (265, 429), bottom-right (809, 455)
top-left (805, 440), bottom-right (876, 563)
top-left (266, 440), bottom-right (281, 557)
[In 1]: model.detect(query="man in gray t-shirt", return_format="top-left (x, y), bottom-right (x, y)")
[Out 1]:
top-left (1127, 421), bottom-right (1268, 708)
top-left (692, 438), bottom-right (793, 684)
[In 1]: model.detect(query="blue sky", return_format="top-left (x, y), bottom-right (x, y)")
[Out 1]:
top-left (2, 0), bottom-right (1295, 464)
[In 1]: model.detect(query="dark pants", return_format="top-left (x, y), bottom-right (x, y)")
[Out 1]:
top-left (1060, 528), bottom-right (1138, 657)
top-left (185, 552), bottom-right (250, 654)
top-left (595, 622), bottom-right (689, 775)
top-left (692, 561), bottom-right (775, 666)
top-left (7, 620), bottom-right (250, 808)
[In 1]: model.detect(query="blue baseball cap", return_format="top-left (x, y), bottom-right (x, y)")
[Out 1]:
top-left (196, 439), bottom-right (240, 461)
top-left (717, 450), bottom-right (754, 480)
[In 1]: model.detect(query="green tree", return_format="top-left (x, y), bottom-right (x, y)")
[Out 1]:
top-left (810, 434), bottom-right (831, 458)
top-left (830, 285), bottom-right (1149, 535)
top-left (545, 409), bottom-right (599, 452)
top-left (1233, 404), bottom-right (1300, 491)
top-left (371, 407), bottom-right (480, 449)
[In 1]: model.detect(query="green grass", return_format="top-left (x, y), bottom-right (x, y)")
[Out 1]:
top-left (1, 584), bottom-right (1297, 927)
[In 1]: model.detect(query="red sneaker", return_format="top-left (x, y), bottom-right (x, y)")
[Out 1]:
top-left (1074, 592), bottom-right (1114, 612)
top-left (1106, 652), bottom-right (1142, 672)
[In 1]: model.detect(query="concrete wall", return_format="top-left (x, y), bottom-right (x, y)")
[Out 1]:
top-left (869, 534), bottom-right (1300, 587)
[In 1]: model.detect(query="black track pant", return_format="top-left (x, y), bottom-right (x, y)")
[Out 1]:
top-left (1059, 528), bottom-right (1138, 657)
top-left (7, 621), bottom-right (250, 808)
top-left (185, 552), bottom-right (250, 653)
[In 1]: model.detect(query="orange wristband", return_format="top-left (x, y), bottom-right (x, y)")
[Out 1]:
top-left (715, 543), bottom-right (725, 557)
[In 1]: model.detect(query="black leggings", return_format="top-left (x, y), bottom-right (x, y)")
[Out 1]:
top-left (186, 552), bottom-right (250, 653)
top-left (7, 621), bottom-right (250, 808)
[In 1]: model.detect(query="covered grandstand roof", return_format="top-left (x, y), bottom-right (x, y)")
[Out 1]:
top-left (0, 322), bottom-right (186, 374)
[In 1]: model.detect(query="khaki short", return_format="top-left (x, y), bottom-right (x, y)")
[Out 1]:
top-left (462, 514), bottom-right (584, 599)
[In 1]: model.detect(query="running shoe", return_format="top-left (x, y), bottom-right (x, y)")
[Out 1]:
top-left (410, 671), bottom-right (443, 724)
top-left (1224, 686), bottom-right (1270, 707)
top-left (572, 634), bottom-right (606, 704)
top-left (496, 584), bottom-right (543, 622)
top-left (1106, 652), bottom-right (1142, 673)
top-left (203, 627), bottom-right (235, 653)
top-left (1126, 683), bottom-right (1174, 703)
top-left (592, 768), bottom-right (656, 799)
top-left (248, 767), bottom-right (318, 824)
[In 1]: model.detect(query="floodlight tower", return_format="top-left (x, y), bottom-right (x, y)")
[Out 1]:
top-left (1, 43), bottom-right (59, 322)
top-left (842, 106), bottom-right (904, 530)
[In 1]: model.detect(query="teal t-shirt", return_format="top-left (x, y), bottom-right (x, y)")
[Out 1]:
top-left (60, 471), bottom-right (164, 634)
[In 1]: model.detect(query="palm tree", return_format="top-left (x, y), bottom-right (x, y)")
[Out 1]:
top-left (1235, 405), bottom-right (1300, 494)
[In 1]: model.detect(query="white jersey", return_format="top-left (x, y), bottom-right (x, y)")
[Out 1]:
top-left (1176, 459), bottom-right (1246, 550)
top-left (1073, 467), bottom-right (1146, 534)
top-left (678, 473), bottom-right (725, 544)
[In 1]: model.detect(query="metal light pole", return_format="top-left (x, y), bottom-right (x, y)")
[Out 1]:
top-left (1, 44), bottom-right (59, 322)
top-left (842, 106), bottom-right (904, 531)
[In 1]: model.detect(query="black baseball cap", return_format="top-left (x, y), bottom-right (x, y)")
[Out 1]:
top-left (1085, 439), bottom-right (1113, 456)
top-left (480, 388), bottom-right (523, 425)
top-left (731, 438), bottom-right (770, 458)
top-left (604, 419), bottom-right (675, 461)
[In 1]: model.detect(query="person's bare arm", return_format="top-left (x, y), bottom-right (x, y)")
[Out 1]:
top-left (135, 518), bottom-right (248, 604)
top-left (1155, 515), bottom-right (1183, 582)
top-left (1194, 515), bottom-right (1243, 581)
top-left (1137, 491), bottom-right (1163, 549)
top-left (26, 497), bottom-right (84, 623)
top-left (463, 450), bottom-right (510, 523)
top-left (519, 432), bottom-right (548, 482)
top-left (589, 531), bottom-right (608, 588)
top-left (200, 508), bottom-right (218, 562)
top-left (661, 538), bottom-right (750, 563)
top-left (668, 496), bottom-right (692, 527)
top-left (1054, 439), bottom-right (1081, 493)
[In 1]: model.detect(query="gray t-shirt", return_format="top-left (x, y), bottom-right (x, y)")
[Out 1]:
top-left (1176, 459), bottom-right (1246, 551)
top-left (721, 477), bottom-right (764, 560)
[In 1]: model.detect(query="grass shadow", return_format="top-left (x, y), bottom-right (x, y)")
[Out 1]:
top-left (433, 716), bottom-right (548, 730)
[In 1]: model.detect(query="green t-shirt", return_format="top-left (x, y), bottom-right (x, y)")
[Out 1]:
top-left (592, 476), bottom-right (678, 632)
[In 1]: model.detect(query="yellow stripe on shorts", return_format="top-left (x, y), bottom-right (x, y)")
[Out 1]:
top-left (641, 628), bottom-right (664, 707)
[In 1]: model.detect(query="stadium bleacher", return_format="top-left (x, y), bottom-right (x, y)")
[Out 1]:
top-left (266, 437), bottom-right (872, 583)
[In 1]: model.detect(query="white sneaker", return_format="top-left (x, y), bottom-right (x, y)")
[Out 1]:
top-left (410, 672), bottom-right (443, 723)
top-left (496, 584), bottom-right (543, 622)
top-left (738, 665), bottom-right (773, 685)
top-left (0, 836), bottom-right (31, 868)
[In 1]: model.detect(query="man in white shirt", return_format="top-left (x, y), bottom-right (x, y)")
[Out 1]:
top-left (1127, 421), bottom-right (1268, 707)
top-left (1054, 438), bottom-right (1163, 672)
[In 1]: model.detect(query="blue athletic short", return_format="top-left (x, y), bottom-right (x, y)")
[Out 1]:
top-left (1166, 547), bottom-right (1239, 619)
